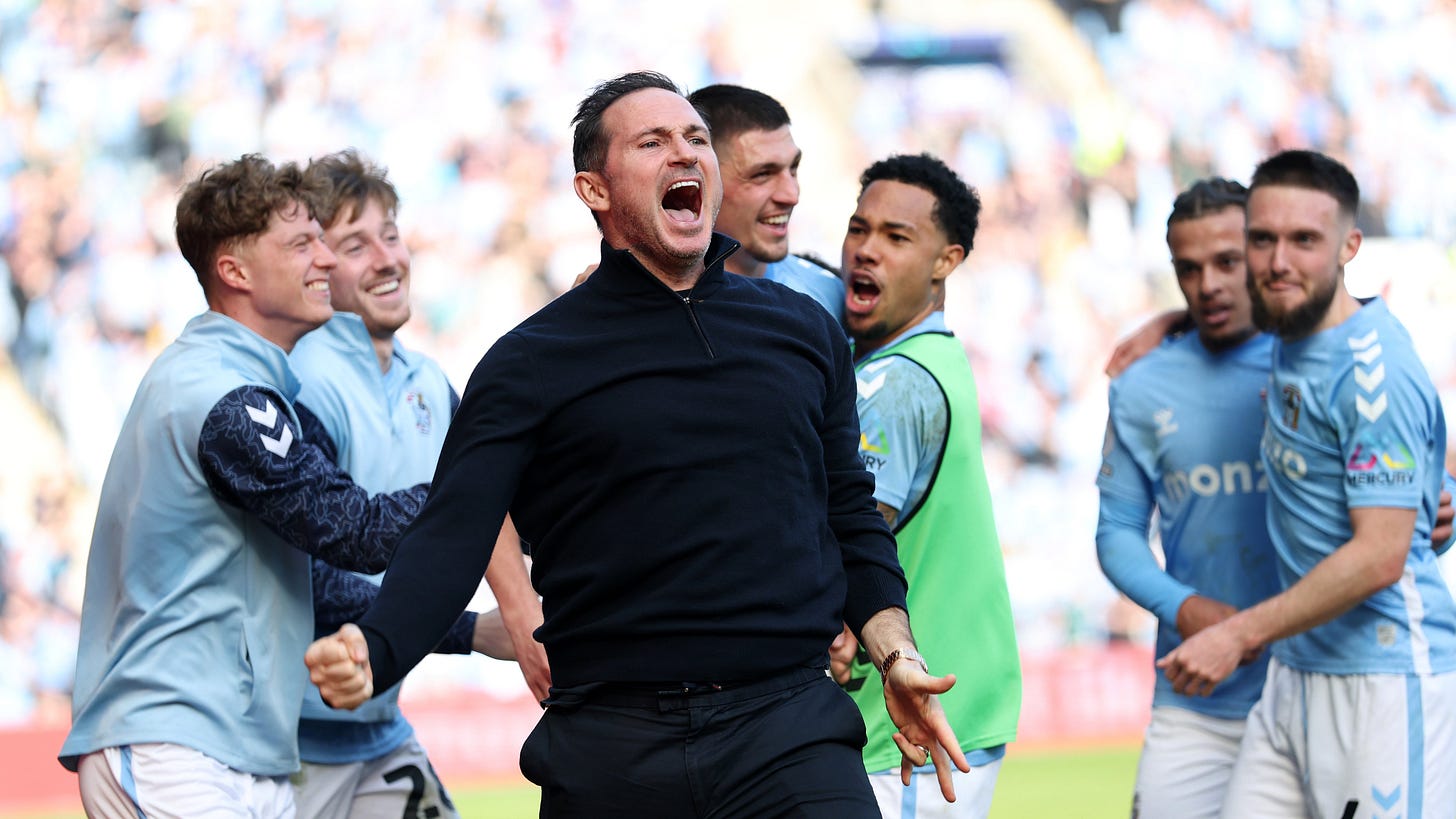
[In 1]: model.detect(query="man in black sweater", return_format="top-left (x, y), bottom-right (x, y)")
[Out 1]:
top-left (306, 70), bottom-right (969, 817)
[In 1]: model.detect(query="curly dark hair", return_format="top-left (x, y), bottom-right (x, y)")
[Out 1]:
top-left (858, 153), bottom-right (981, 251)
top-left (174, 154), bottom-right (316, 289)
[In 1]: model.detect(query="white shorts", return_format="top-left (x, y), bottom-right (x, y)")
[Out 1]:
top-left (868, 757), bottom-right (1001, 819)
top-left (1221, 658), bottom-right (1456, 819)
top-left (76, 743), bottom-right (294, 819)
top-left (1131, 705), bottom-right (1246, 819)
top-left (291, 736), bottom-right (458, 819)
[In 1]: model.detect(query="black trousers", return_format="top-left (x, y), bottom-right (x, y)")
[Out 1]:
top-left (519, 667), bottom-right (879, 818)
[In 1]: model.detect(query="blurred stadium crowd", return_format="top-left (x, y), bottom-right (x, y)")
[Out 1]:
top-left (3, 0), bottom-right (1456, 726)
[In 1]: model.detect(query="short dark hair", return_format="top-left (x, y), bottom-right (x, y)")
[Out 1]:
top-left (572, 71), bottom-right (683, 173)
top-left (1167, 177), bottom-right (1248, 235)
top-left (1249, 149), bottom-right (1360, 218)
top-left (304, 149), bottom-right (399, 230)
top-left (174, 154), bottom-right (316, 287)
top-left (686, 84), bottom-right (790, 146)
top-left (858, 153), bottom-right (981, 252)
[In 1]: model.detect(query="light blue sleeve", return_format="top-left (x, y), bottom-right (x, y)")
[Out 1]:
top-left (1096, 415), bottom-right (1197, 625)
top-left (854, 357), bottom-right (941, 515)
top-left (1335, 354), bottom-right (1436, 512)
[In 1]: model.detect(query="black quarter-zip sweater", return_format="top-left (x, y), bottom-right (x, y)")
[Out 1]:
top-left (359, 234), bottom-right (907, 691)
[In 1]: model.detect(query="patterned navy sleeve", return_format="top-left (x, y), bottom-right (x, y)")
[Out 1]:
top-left (311, 559), bottom-right (476, 653)
top-left (198, 385), bottom-right (427, 573)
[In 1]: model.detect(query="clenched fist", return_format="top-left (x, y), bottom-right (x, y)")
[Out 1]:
top-left (305, 623), bottom-right (374, 710)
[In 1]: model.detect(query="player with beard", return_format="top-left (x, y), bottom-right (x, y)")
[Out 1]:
top-left (305, 72), bottom-right (970, 818)
top-left (1096, 178), bottom-right (1278, 818)
top-left (1157, 149), bottom-right (1456, 819)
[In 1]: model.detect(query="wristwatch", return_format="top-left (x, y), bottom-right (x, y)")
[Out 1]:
top-left (879, 647), bottom-right (928, 681)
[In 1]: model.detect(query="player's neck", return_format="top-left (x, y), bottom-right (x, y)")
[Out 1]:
top-left (1286, 289), bottom-right (1362, 342)
top-left (725, 253), bottom-right (768, 279)
top-left (373, 336), bottom-right (394, 373)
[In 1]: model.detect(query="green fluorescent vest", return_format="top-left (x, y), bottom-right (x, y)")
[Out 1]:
top-left (849, 330), bottom-right (1021, 772)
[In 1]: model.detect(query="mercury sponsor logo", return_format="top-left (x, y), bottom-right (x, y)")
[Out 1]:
top-left (1344, 440), bottom-right (1417, 487)
top-left (1346, 471), bottom-right (1417, 487)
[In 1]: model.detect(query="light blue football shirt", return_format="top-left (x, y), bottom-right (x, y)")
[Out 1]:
top-left (1261, 297), bottom-right (1456, 675)
top-left (61, 311), bottom-right (423, 776)
top-left (855, 313), bottom-right (950, 516)
top-left (291, 312), bottom-right (457, 763)
top-left (1098, 331), bottom-right (1278, 718)
top-left (764, 253), bottom-right (845, 323)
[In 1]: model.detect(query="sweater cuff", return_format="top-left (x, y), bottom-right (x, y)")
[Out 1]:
top-left (842, 563), bottom-right (909, 636)
top-left (436, 611), bottom-right (478, 655)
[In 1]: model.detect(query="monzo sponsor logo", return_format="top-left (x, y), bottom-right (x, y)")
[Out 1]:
top-left (1164, 460), bottom-right (1267, 502)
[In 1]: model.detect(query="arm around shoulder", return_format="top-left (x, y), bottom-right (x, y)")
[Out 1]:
top-left (198, 385), bottom-right (427, 573)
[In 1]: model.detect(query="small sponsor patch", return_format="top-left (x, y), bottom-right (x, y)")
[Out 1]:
top-left (1376, 623), bottom-right (1397, 647)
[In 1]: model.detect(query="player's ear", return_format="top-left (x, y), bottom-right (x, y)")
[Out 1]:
top-left (574, 171), bottom-right (610, 216)
top-left (931, 244), bottom-right (965, 284)
top-left (1338, 227), bottom-right (1362, 268)
top-left (214, 251), bottom-right (250, 293)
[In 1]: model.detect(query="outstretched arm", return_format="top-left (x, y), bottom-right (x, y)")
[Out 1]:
top-left (857, 607), bottom-right (971, 802)
top-left (470, 608), bottom-right (514, 659)
top-left (312, 559), bottom-right (493, 655)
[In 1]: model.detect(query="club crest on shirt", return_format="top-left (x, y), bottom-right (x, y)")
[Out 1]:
top-left (1281, 385), bottom-right (1302, 430)
top-left (406, 392), bottom-right (433, 434)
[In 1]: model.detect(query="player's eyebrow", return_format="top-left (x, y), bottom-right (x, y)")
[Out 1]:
top-left (626, 123), bottom-right (709, 142)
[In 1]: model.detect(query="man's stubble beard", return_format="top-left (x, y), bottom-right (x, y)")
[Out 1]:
top-left (1248, 268), bottom-right (1340, 340)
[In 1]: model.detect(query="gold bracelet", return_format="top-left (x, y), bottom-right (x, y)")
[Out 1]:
top-left (879, 647), bottom-right (927, 681)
